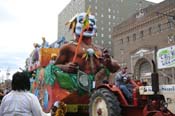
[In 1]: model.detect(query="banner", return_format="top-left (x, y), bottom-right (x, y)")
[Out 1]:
top-left (157, 45), bottom-right (175, 69)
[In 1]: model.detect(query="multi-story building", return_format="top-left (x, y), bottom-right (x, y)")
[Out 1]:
top-left (58, 0), bottom-right (153, 53)
top-left (112, 0), bottom-right (175, 84)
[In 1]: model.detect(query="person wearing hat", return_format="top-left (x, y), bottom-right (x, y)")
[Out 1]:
top-left (49, 53), bottom-right (57, 64)
top-left (115, 67), bottom-right (133, 103)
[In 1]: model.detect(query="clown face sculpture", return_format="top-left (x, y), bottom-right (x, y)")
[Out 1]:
top-left (75, 12), bottom-right (97, 38)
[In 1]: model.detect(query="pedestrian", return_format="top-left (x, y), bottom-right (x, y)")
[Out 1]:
top-left (0, 89), bottom-right (4, 104)
top-left (0, 71), bottom-right (45, 116)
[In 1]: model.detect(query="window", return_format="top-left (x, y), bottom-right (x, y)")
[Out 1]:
top-left (101, 27), bottom-right (104, 31)
top-left (108, 8), bottom-right (111, 12)
top-left (101, 14), bottom-right (104, 18)
top-left (158, 24), bottom-right (162, 32)
top-left (96, 33), bottom-right (98, 37)
top-left (127, 36), bottom-right (130, 42)
top-left (148, 27), bottom-right (152, 35)
top-left (101, 33), bottom-right (104, 37)
top-left (140, 31), bottom-right (144, 38)
top-left (133, 33), bottom-right (136, 41)
top-left (108, 28), bottom-right (111, 32)
top-left (108, 48), bottom-right (112, 53)
top-left (95, 6), bottom-right (98, 10)
top-left (101, 40), bottom-right (104, 44)
top-left (120, 39), bottom-right (123, 44)
top-left (95, 12), bottom-right (98, 16)
top-left (117, 10), bottom-right (119, 14)
top-left (108, 41), bottom-right (111, 45)
top-left (108, 35), bottom-right (111, 39)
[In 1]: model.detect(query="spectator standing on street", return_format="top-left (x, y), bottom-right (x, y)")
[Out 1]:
top-left (0, 89), bottom-right (4, 104)
top-left (0, 71), bottom-right (45, 116)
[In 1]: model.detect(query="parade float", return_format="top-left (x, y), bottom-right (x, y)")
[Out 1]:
top-left (25, 9), bottom-right (175, 116)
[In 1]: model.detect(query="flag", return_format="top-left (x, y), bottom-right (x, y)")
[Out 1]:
top-left (82, 6), bottom-right (91, 30)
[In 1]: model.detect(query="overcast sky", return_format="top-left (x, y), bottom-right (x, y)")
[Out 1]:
top-left (0, 0), bottom-right (71, 80)
top-left (0, 0), bottom-right (164, 80)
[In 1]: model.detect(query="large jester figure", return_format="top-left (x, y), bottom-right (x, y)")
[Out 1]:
top-left (54, 10), bottom-right (120, 87)
top-left (42, 9), bottom-right (121, 114)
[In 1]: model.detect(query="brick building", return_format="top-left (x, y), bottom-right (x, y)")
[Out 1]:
top-left (112, 0), bottom-right (175, 84)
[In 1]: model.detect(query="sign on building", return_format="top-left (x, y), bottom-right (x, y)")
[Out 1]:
top-left (157, 45), bottom-right (175, 69)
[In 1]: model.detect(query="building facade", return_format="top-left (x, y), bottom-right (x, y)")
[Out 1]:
top-left (112, 0), bottom-right (175, 84)
top-left (58, 0), bottom-right (153, 53)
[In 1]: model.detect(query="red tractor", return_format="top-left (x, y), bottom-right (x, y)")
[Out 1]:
top-left (88, 61), bottom-right (175, 116)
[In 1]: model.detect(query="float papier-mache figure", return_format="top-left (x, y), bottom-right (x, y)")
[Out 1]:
top-left (44, 8), bottom-right (120, 97)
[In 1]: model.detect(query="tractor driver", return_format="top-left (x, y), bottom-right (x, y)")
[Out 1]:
top-left (54, 11), bottom-right (120, 87)
top-left (115, 67), bottom-right (133, 103)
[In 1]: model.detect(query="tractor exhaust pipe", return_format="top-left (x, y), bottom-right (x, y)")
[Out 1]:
top-left (151, 60), bottom-right (159, 94)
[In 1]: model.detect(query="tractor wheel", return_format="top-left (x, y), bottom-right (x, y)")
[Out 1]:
top-left (89, 88), bottom-right (121, 116)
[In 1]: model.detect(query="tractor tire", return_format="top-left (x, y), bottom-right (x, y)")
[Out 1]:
top-left (89, 88), bottom-right (121, 116)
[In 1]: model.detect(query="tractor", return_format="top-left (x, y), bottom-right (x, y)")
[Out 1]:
top-left (88, 60), bottom-right (175, 116)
